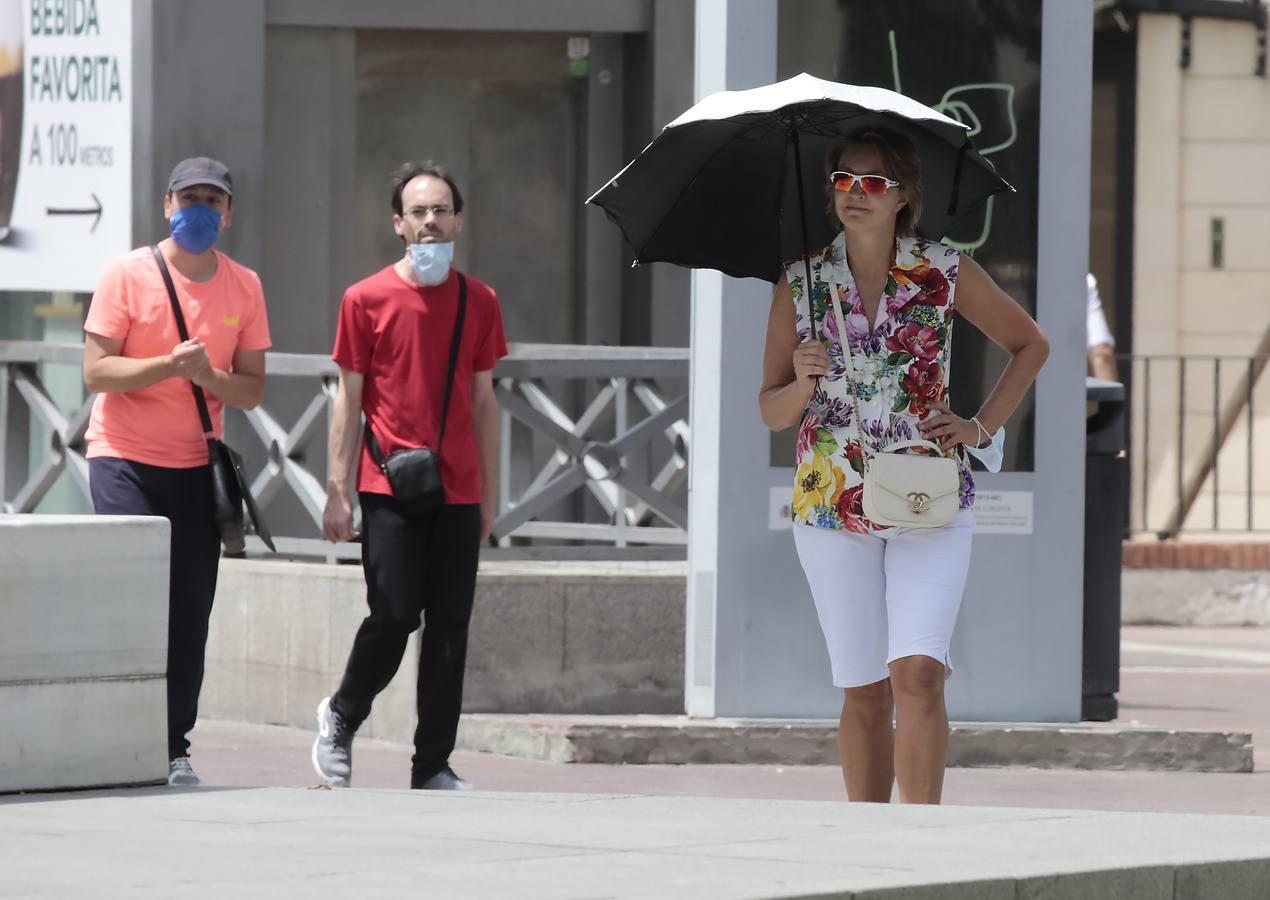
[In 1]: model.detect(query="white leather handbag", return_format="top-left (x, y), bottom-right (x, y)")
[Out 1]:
top-left (829, 285), bottom-right (960, 529)
top-left (859, 438), bottom-right (961, 527)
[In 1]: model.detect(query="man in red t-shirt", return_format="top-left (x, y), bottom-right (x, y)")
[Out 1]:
top-left (312, 161), bottom-right (507, 790)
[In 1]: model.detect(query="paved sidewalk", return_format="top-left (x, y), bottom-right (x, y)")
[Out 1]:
top-left (187, 626), bottom-right (1270, 815)
top-left (4, 787), bottom-right (1270, 899)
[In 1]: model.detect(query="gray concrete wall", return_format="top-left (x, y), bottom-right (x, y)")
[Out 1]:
top-left (647, 0), bottom-right (695, 349)
top-left (0, 515), bottom-right (169, 793)
top-left (1123, 569), bottom-right (1270, 626)
top-left (133, 1), bottom-right (267, 269)
top-left (202, 559), bottom-right (686, 742)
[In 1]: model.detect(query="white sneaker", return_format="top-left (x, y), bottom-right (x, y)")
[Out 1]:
top-left (312, 696), bottom-right (353, 787)
top-left (168, 756), bottom-right (199, 786)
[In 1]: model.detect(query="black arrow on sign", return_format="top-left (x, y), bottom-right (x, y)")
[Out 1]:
top-left (46, 193), bottom-right (103, 233)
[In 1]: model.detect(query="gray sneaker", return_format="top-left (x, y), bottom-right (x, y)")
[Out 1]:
top-left (312, 696), bottom-right (353, 787)
top-left (414, 766), bottom-right (473, 791)
top-left (168, 756), bottom-right (199, 786)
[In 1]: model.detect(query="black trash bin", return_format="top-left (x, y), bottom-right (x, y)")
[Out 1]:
top-left (1083, 378), bottom-right (1127, 721)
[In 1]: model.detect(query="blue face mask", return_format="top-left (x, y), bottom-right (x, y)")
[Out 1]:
top-left (170, 205), bottom-right (223, 254)
top-left (409, 241), bottom-right (454, 286)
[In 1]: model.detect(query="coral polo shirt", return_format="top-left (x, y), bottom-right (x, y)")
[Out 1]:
top-left (332, 265), bottom-right (507, 504)
top-left (84, 247), bottom-right (272, 468)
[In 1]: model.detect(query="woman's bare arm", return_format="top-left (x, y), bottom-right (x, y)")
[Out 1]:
top-left (759, 274), bottom-right (828, 431)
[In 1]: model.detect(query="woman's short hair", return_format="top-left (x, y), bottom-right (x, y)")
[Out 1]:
top-left (823, 128), bottom-right (923, 238)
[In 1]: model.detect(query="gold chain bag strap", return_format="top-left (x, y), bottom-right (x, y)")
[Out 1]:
top-left (828, 283), bottom-right (960, 528)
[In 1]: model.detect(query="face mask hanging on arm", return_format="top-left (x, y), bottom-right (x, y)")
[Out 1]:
top-left (170, 205), bottom-right (223, 255)
top-left (964, 425), bottom-right (1006, 474)
top-left (409, 241), bottom-right (455, 286)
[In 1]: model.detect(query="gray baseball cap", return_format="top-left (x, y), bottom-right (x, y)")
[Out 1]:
top-left (167, 157), bottom-right (233, 196)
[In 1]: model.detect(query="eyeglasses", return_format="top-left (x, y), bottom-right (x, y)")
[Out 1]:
top-left (830, 171), bottom-right (900, 195)
top-left (406, 205), bottom-right (455, 220)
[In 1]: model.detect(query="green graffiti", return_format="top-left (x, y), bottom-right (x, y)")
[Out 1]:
top-left (889, 33), bottom-right (1019, 254)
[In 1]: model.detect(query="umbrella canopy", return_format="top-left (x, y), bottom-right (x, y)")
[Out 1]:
top-left (587, 73), bottom-right (1013, 284)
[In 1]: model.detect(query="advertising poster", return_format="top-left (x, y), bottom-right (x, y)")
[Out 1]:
top-left (0, 0), bottom-right (132, 292)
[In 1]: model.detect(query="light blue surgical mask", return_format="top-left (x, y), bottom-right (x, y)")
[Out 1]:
top-left (409, 241), bottom-right (454, 286)
top-left (965, 425), bottom-right (1006, 474)
top-left (170, 205), bottom-right (222, 255)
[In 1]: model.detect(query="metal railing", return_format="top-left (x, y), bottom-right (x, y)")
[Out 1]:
top-left (1122, 353), bottom-right (1269, 537)
top-left (0, 341), bottom-right (689, 561)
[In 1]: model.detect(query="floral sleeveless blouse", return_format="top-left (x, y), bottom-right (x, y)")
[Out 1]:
top-left (787, 232), bottom-right (975, 533)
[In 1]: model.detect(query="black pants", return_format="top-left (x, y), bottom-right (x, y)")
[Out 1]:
top-left (332, 494), bottom-right (481, 786)
top-left (89, 457), bottom-right (220, 760)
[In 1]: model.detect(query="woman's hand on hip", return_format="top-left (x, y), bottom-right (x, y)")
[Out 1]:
top-left (791, 340), bottom-right (829, 388)
top-left (918, 400), bottom-right (981, 451)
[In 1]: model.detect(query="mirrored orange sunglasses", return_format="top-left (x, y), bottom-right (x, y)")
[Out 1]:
top-left (829, 170), bottom-right (900, 195)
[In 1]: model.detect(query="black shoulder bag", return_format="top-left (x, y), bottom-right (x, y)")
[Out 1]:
top-left (363, 272), bottom-right (467, 518)
top-left (151, 245), bottom-right (276, 555)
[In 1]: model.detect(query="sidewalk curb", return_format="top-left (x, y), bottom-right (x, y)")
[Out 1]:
top-left (457, 714), bottom-right (1254, 773)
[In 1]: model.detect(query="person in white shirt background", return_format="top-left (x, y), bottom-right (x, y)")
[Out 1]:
top-left (1086, 273), bottom-right (1118, 382)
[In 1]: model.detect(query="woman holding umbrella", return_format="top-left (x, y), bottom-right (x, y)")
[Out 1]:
top-left (759, 128), bottom-right (1048, 804)
top-left (589, 74), bottom-right (1050, 805)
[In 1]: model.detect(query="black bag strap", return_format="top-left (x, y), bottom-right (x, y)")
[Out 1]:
top-left (365, 272), bottom-right (468, 467)
top-left (151, 244), bottom-right (215, 437)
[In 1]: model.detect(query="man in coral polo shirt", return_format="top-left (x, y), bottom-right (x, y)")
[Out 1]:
top-left (82, 157), bottom-right (271, 786)
top-left (313, 161), bottom-right (506, 790)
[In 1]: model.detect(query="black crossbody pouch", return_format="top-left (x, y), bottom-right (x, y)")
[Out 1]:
top-left (364, 273), bottom-right (467, 518)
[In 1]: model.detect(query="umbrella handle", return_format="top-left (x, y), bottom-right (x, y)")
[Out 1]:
top-left (789, 122), bottom-right (815, 333)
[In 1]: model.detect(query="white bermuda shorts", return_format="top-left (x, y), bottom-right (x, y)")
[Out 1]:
top-left (792, 510), bottom-right (975, 688)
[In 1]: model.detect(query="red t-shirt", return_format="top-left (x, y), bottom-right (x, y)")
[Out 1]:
top-left (333, 265), bottom-right (508, 503)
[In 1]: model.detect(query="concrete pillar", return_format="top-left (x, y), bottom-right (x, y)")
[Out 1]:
top-left (686, 0), bottom-right (804, 717)
top-left (1133, 14), bottom-right (1182, 359)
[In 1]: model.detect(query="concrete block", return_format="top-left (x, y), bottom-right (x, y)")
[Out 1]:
top-left (0, 515), bottom-right (169, 682)
top-left (561, 577), bottom-right (685, 713)
top-left (466, 576), bottom-right (566, 712)
top-left (457, 714), bottom-right (1254, 773)
top-left (1015, 867), bottom-right (1174, 900)
top-left (201, 659), bottom-right (248, 724)
top-left (202, 560), bottom-right (690, 727)
top-left (363, 634), bottom-right (418, 744)
top-left (0, 515), bottom-right (170, 793)
top-left (1122, 569), bottom-right (1270, 626)
top-left (1174, 859), bottom-right (1270, 900)
top-left (853, 882), bottom-right (1015, 900)
top-left (0, 677), bottom-right (167, 793)
top-left (948, 723), bottom-right (1253, 773)
top-left (244, 573), bottom-right (290, 673)
top-left (284, 573), bottom-right (334, 677)
top-left (239, 660), bottom-right (290, 728)
top-left (207, 584), bottom-right (250, 666)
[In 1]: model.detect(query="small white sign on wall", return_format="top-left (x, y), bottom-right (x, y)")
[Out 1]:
top-left (769, 485), bottom-right (792, 530)
top-left (974, 490), bottom-right (1034, 535)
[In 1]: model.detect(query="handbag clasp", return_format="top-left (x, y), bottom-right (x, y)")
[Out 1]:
top-left (906, 491), bottom-right (932, 513)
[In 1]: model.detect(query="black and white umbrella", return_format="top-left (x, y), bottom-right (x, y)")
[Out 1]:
top-left (587, 73), bottom-right (1013, 319)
